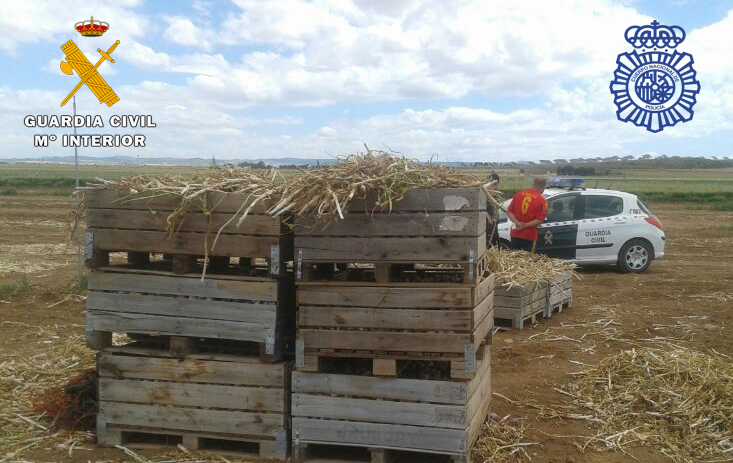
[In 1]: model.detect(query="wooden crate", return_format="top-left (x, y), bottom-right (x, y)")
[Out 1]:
top-left (295, 274), bottom-right (494, 376)
top-left (83, 189), bottom-right (293, 274)
top-left (291, 346), bottom-right (491, 462)
top-left (545, 273), bottom-right (573, 317)
top-left (493, 282), bottom-right (548, 329)
top-left (96, 350), bottom-right (291, 460)
top-left (294, 188), bottom-right (488, 284)
top-left (85, 267), bottom-right (295, 360)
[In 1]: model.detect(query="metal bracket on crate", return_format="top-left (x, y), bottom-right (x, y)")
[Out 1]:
top-left (84, 231), bottom-right (94, 260)
top-left (464, 344), bottom-right (476, 373)
top-left (296, 248), bottom-right (303, 280)
top-left (97, 413), bottom-right (107, 431)
top-left (295, 339), bottom-right (305, 368)
top-left (275, 430), bottom-right (287, 454)
top-left (293, 430), bottom-right (302, 460)
top-left (468, 249), bottom-right (475, 280)
top-left (269, 244), bottom-right (280, 277)
top-left (84, 314), bottom-right (94, 339)
top-left (265, 333), bottom-right (275, 355)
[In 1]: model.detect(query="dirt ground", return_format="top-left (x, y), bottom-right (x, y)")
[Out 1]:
top-left (1, 195), bottom-right (731, 463)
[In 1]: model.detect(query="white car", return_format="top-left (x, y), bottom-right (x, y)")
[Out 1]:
top-left (497, 183), bottom-right (666, 273)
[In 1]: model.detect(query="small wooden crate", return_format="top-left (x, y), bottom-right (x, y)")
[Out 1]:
top-left (493, 282), bottom-right (549, 329)
top-left (83, 189), bottom-right (293, 274)
top-left (85, 268), bottom-right (295, 360)
top-left (295, 274), bottom-right (494, 376)
top-left (294, 188), bottom-right (488, 284)
top-left (545, 273), bottom-right (573, 317)
top-left (291, 346), bottom-right (491, 462)
top-left (96, 349), bottom-right (291, 460)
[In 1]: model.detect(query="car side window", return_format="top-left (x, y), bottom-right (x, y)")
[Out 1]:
top-left (584, 195), bottom-right (624, 219)
top-left (546, 195), bottom-right (577, 223)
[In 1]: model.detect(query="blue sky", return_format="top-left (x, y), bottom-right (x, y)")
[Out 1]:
top-left (1, 0), bottom-right (732, 161)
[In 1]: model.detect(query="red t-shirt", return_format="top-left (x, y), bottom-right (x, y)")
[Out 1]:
top-left (508, 189), bottom-right (548, 241)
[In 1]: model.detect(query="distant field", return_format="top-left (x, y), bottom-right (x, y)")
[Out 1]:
top-left (1, 163), bottom-right (731, 209)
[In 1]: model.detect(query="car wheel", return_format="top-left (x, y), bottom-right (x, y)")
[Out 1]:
top-left (617, 239), bottom-right (653, 273)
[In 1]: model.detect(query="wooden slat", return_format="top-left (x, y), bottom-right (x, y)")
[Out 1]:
top-left (88, 208), bottom-right (282, 235)
top-left (495, 282), bottom-right (546, 296)
top-left (292, 418), bottom-right (467, 454)
top-left (88, 271), bottom-right (279, 301)
top-left (87, 291), bottom-right (277, 324)
top-left (99, 378), bottom-right (285, 412)
top-left (343, 188), bottom-right (486, 213)
top-left (466, 361), bottom-right (492, 448)
top-left (89, 228), bottom-right (278, 258)
top-left (99, 402), bottom-right (284, 437)
top-left (474, 274), bottom-right (496, 306)
top-left (298, 329), bottom-right (471, 353)
top-left (97, 353), bottom-right (286, 387)
top-left (298, 306), bottom-right (473, 331)
top-left (85, 189), bottom-right (277, 214)
top-left (295, 212), bottom-right (485, 237)
top-left (88, 311), bottom-right (271, 342)
top-left (291, 372), bottom-right (469, 404)
top-left (474, 292), bottom-right (494, 328)
top-left (295, 236), bottom-right (484, 263)
top-left (493, 288), bottom-right (546, 308)
top-left (297, 285), bottom-right (474, 309)
top-left (292, 394), bottom-right (467, 429)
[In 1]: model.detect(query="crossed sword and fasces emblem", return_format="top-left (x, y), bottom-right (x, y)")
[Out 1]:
top-left (60, 40), bottom-right (120, 107)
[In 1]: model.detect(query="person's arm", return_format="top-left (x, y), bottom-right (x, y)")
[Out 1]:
top-left (521, 197), bottom-right (548, 229)
top-left (506, 199), bottom-right (525, 228)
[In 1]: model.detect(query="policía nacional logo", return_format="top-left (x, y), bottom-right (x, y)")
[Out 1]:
top-left (609, 20), bottom-right (700, 133)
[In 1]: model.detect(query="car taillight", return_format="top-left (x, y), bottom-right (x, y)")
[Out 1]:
top-left (644, 217), bottom-right (664, 231)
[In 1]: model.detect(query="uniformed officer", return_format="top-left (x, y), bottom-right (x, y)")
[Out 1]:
top-left (506, 177), bottom-right (548, 252)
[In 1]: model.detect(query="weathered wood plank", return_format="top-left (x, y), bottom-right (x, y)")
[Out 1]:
top-left (295, 212), bottom-right (486, 237)
top-left (85, 189), bottom-right (277, 214)
top-left (343, 188), bottom-right (486, 213)
top-left (291, 418), bottom-right (468, 454)
top-left (295, 236), bottom-right (485, 263)
top-left (298, 306), bottom-right (473, 331)
top-left (87, 208), bottom-right (283, 236)
top-left (291, 372), bottom-right (469, 404)
top-left (298, 329), bottom-right (471, 353)
top-left (99, 378), bottom-right (285, 412)
top-left (97, 353), bottom-right (286, 387)
top-left (292, 394), bottom-right (467, 429)
top-left (89, 228), bottom-right (279, 258)
top-left (88, 311), bottom-right (271, 342)
top-left (297, 286), bottom-right (474, 309)
top-left (87, 291), bottom-right (277, 324)
top-left (88, 271), bottom-right (279, 301)
top-left (99, 402), bottom-right (284, 437)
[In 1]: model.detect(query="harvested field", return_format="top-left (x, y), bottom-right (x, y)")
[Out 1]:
top-left (1, 194), bottom-right (732, 463)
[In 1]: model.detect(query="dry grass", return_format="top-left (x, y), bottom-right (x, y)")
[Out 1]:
top-left (473, 414), bottom-right (537, 462)
top-left (485, 248), bottom-right (577, 289)
top-left (546, 346), bottom-right (733, 462)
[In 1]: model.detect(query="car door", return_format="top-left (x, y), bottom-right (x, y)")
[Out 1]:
top-left (575, 193), bottom-right (631, 263)
top-left (536, 193), bottom-right (581, 259)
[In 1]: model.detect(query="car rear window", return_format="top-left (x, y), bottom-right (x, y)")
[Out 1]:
top-left (637, 199), bottom-right (652, 215)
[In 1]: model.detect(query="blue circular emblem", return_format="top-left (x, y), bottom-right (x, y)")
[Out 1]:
top-left (610, 21), bottom-right (701, 133)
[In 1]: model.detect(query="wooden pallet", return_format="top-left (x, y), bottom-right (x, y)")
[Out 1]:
top-left (493, 282), bottom-right (548, 330)
top-left (294, 443), bottom-right (472, 463)
top-left (544, 274), bottom-right (573, 318)
top-left (295, 275), bottom-right (494, 373)
top-left (97, 351), bottom-right (290, 460)
top-left (85, 268), bottom-right (295, 360)
top-left (292, 346), bottom-right (491, 461)
top-left (83, 188), bottom-right (293, 274)
top-left (294, 188), bottom-right (488, 284)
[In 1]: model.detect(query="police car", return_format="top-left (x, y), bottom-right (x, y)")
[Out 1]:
top-left (497, 179), bottom-right (666, 273)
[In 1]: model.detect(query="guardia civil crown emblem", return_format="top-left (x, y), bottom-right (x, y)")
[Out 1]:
top-left (609, 20), bottom-right (700, 133)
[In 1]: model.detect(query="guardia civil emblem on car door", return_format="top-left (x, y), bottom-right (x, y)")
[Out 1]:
top-left (609, 20), bottom-right (700, 133)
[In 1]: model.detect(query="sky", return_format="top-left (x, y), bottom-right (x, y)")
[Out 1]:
top-left (1, 0), bottom-right (732, 162)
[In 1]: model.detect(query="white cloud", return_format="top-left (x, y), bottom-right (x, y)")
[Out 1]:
top-left (163, 17), bottom-right (213, 50)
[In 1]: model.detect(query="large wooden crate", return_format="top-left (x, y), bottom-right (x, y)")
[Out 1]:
top-left (96, 349), bottom-right (291, 460)
top-left (295, 274), bottom-right (494, 377)
top-left (294, 188), bottom-right (488, 284)
top-left (85, 268), bottom-right (295, 359)
top-left (83, 189), bottom-right (293, 274)
top-left (493, 282), bottom-right (549, 329)
top-left (291, 346), bottom-right (491, 463)
top-left (545, 273), bottom-right (573, 318)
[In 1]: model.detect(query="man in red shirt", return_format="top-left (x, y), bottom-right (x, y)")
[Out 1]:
top-left (506, 177), bottom-right (548, 252)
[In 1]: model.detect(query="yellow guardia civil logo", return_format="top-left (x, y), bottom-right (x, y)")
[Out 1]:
top-left (59, 16), bottom-right (120, 107)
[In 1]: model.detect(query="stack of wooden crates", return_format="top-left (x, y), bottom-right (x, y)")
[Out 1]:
top-left (291, 188), bottom-right (494, 463)
top-left (83, 189), bottom-right (294, 460)
top-left (494, 274), bottom-right (573, 329)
